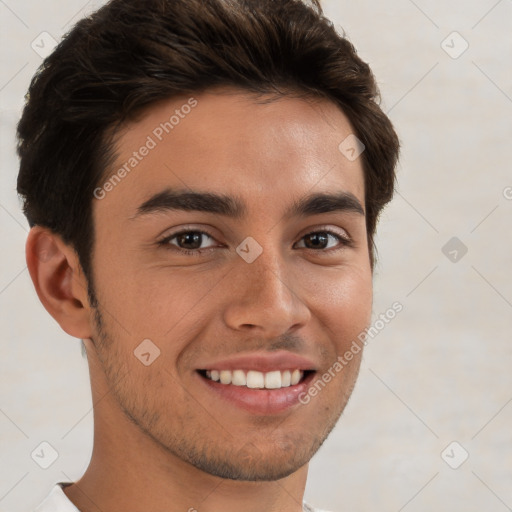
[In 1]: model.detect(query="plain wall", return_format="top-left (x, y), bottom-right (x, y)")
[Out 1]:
top-left (1, 1), bottom-right (511, 511)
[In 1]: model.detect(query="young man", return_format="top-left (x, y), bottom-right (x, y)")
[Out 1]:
top-left (17, 0), bottom-right (399, 510)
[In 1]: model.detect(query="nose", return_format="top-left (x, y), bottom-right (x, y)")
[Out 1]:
top-left (222, 248), bottom-right (311, 337)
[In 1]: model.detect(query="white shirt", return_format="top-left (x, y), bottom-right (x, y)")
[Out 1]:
top-left (33, 483), bottom-right (79, 512)
top-left (33, 482), bottom-right (332, 512)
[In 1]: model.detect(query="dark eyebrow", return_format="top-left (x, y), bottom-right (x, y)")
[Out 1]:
top-left (287, 191), bottom-right (364, 218)
top-left (131, 188), bottom-right (364, 220)
top-left (132, 189), bottom-right (247, 219)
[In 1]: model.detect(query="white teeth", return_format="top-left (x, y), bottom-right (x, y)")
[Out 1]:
top-left (247, 370), bottom-right (265, 389)
top-left (265, 370), bottom-right (282, 389)
top-left (220, 370), bottom-right (232, 385)
top-left (232, 370), bottom-right (246, 386)
top-left (204, 369), bottom-right (305, 389)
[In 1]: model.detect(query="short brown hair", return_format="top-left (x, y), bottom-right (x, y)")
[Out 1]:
top-left (16, 0), bottom-right (399, 304)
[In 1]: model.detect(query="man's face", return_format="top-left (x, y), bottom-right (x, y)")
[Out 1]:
top-left (88, 89), bottom-right (372, 481)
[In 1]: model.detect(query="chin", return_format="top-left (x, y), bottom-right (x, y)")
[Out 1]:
top-left (197, 456), bottom-right (307, 482)
top-left (186, 434), bottom-right (321, 482)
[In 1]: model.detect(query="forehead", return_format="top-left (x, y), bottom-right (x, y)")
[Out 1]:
top-left (95, 89), bottom-right (366, 221)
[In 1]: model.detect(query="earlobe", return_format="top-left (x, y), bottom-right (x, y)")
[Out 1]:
top-left (25, 227), bottom-right (93, 339)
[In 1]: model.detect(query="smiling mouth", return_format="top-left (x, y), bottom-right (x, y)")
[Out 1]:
top-left (197, 369), bottom-right (314, 389)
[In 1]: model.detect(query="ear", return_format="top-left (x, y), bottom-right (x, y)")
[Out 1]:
top-left (25, 226), bottom-right (93, 339)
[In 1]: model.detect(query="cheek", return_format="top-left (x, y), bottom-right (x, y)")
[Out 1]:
top-left (131, 269), bottom-right (222, 336)
top-left (92, 240), bottom-right (212, 338)
top-left (313, 267), bottom-right (373, 347)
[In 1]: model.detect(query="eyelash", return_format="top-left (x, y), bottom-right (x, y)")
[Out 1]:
top-left (157, 227), bottom-right (354, 257)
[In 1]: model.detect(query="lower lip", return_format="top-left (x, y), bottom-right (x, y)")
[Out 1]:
top-left (197, 371), bottom-right (316, 415)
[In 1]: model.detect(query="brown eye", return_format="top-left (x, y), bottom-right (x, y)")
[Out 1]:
top-left (175, 232), bottom-right (205, 250)
top-left (295, 230), bottom-right (353, 252)
top-left (303, 232), bottom-right (330, 249)
top-left (158, 230), bottom-right (218, 255)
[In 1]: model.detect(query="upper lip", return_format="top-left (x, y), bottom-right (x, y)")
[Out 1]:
top-left (197, 351), bottom-right (317, 372)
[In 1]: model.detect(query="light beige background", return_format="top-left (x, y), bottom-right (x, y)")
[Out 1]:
top-left (1, 1), bottom-right (511, 511)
